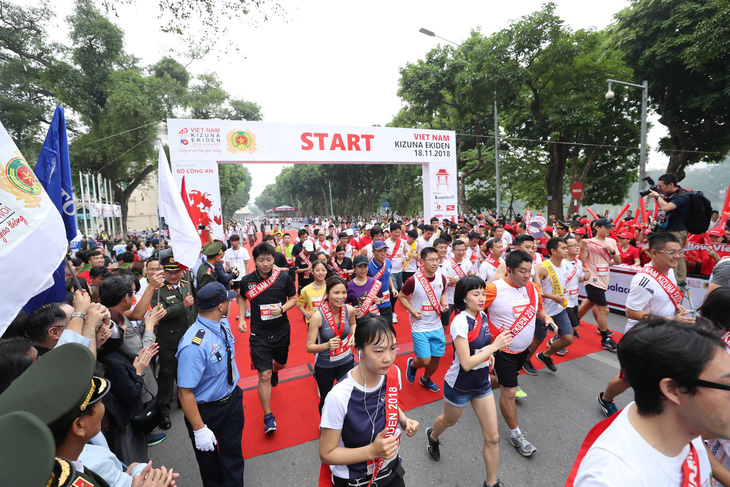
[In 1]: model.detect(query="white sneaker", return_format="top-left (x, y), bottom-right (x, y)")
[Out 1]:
top-left (392, 314), bottom-right (398, 324)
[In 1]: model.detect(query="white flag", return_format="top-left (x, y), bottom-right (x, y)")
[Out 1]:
top-left (157, 141), bottom-right (200, 270)
top-left (0, 122), bottom-right (66, 336)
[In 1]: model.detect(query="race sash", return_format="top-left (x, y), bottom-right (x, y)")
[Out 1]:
top-left (331, 259), bottom-right (349, 279)
top-left (722, 331), bottom-right (730, 349)
top-left (388, 238), bottom-right (402, 260)
top-left (565, 258), bottom-right (581, 285)
top-left (681, 443), bottom-right (701, 487)
top-left (416, 271), bottom-right (442, 311)
top-left (245, 267), bottom-right (281, 300)
top-left (587, 239), bottom-right (614, 263)
top-left (468, 246), bottom-right (479, 262)
top-left (467, 311), bottom-right (485, 342)
top-left (356, 279), bottom-right (382, 319)
top-left (320, 300), bottom-right (350, 359)
top-left (541, 260), bottom-right (568, 308)
top-left (448, 258), bottom-right (466, 278)
top-left (366, 367), bottom-right (400, 487)
top-left (371, 260), bottom-right (387, 281)
top-left (300, 253), bottom-right (312, 279)
top-left (488, 281), bottom-right (538, 347)
top-left (640, 265), bottom-right (683, 308)
top-left (484, 255), bottom-right (500, 269)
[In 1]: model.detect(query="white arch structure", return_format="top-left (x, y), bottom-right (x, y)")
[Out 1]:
top-left (166, 119), bottom-right (458, 238)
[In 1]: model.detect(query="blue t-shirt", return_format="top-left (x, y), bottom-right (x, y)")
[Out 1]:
top-left (367, 259), bottom-right (392, 310)
top-left (664, 191), bottom-right (691, 232)
top-left (176, 316), bottom-right (240, 403)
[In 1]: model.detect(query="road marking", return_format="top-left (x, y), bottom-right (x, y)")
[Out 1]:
top-left (586, 352), bottom-right (620, 369)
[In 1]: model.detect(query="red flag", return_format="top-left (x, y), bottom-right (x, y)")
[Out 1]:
top-left (180, 176), bottom-right (206, 245)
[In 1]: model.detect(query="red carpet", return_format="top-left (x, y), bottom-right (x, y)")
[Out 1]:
top-left (229, 232), bottom-right (623, 458)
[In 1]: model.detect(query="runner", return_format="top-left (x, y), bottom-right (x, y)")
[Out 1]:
top-left (529, 237), bottom-right (573, 372)
top-left (399, 247), bottom-right (449, 393)
top-left (401, 229), bottom-right (419, 282)
top-left (577, 218), bottom-right (621, 352)
top-left (415, 225), bottom-right (436, 264)
top-left (386, 222), bottom-right (405, 324)
top-left (441, 239), bottom-right (473, 326)
top-left (347, 255), bottom-right (385, 317)
top-left (568, 318), bottom-right (722, 486)
top-left (331, 245), bottom-right (354, 280)
top-left (297, 260), bottom-right (329, 325)
top-left (319, 315), bottom-right (419, 487)
top-left (295, 240), bottom-right (316, 294)
top-left (479, 239), bottom-right (503, 283)
top-left (596, 232), bottom-right (694, 417)
top-left (306, 276), bottom-right (357, 414)
top-left (426, 276), bottom-right (512, 487)
top-left (337, 232), bottom-right (355, 260)
top-left (238, 243), bottom-right (298, 434)
top-left (247, 220), bottom-right (257, 247)
top-left (485, 250), bottom-right (555, 457)
top-left (223, 235), bottom-right (250, 320)
top-left (359, 226), bottom-right (384, 259)
top-left (616, 231), bottom-right (640, 266)
top-left (368, 240), bottom-right (397, 323)
top-left (562, 235), bottom-right (589, 343)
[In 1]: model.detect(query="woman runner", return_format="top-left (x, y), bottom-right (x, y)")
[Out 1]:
top-left (319, 314), bottom-right (419, 487)
top-left (306, 276), bottom-right (357, 414)
top-left (298, 260), bottom-right (330, 324)
top-left (426, 276), bottom-right (512, 487)
top-left (346, 255), bottom-right (384, 317)
top-left (332, 245), bottom-right (354, 280)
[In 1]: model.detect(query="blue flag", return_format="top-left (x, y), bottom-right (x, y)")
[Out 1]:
top-left (24, 106), bottom-right (77, 312)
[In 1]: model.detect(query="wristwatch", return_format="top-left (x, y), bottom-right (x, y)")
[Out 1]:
top-left (609, 250), bottom-right (616, 255)
top-left (71, 312), bottom-right (87, 320)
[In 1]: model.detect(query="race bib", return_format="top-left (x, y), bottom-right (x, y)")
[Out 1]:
top-left (511, 298), bottom-right (530, 316)
top-left (422, 303), bottom-right (436, 316)
top-left (472, 346), bottom-right (491, 370)
top-left (329, 343), bottom-right (350, 361)
top-left (382, 290), bottom-right (391, 301)
top-left (568, 286), bottom-right (579, 296)
top-left (260, 303), bottom-right (281, 321)
top-left (596, 266), bottom-right (609, 276)
top-left (311, 296), bottom-right (324, 309)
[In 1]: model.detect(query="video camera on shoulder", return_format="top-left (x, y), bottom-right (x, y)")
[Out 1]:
top-left (639, 177), bottom-right (659, 198)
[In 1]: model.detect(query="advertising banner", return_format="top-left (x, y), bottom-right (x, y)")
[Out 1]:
top-left (578, 265), bottom-right (708, 312)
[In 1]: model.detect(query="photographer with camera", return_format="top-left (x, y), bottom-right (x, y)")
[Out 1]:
top-left (646, 173), bottom-right (691, 287)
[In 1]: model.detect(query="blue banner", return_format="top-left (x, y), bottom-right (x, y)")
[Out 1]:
top-left (24, 106), bottom-right (77, 311)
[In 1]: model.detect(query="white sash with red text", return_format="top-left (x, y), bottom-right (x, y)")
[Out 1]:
top-left (357, 279), bottom-right (382, 319)
top-left (245, 267), bottom-right (281, 301)
top-left (587, 239), bottom-right (613, 263)
top-left (448, 258), bottom-right (466, 278)
top-left (300, 253), bottom-right (312, 279)
top-left (416, 271), bottom-right (442, 312)
top-left (640, 265), bottom-right (683, 308)
top-left (366, 367), bottom-right (400, 487)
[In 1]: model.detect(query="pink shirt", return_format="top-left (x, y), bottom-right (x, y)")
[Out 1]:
top-left (584, 237), bottom-right (618, 290)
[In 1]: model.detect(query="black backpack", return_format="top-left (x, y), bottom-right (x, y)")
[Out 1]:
top-left (684, 190), bottom-right (713, 235)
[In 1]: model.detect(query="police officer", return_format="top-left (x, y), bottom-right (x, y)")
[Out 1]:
top-left (152, 253), bottom-right (198, 430)
top-left (177, 282), bottom-right (244, 487)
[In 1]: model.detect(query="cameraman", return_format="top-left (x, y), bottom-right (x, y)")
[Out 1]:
top-left (647, 173), bottom-right (690, 286)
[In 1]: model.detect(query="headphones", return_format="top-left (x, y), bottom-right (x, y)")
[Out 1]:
top-left (358, 350), bottom-right (362, 359)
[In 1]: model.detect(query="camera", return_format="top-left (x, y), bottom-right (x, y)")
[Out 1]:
top-left (639, 177), bottom-right (659, 198)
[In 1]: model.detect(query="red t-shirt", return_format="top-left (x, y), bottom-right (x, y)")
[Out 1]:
top-left (618, 245), bottom-right (640, 265)
top-left (357, 236), bottom-right (372, 250)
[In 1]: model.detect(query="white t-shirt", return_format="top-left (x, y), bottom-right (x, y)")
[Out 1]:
top-left (563, 258), bottom-right (585, 308)
top-left (385, 238), bottom-right (405, 273)
top-left (539, 259), bottom-right (569, 317)
top-left (416, 236), bottom-right (434, 254)
top-left (624, 265), bottom-right (678, 332)
top-left (442, 258), bottom-right (472, 305)
top-left (478, 259), bottom-right (499, 283)
top-left (573, 403), bottom-right (712, 487)
top-left (223, 247), bottom-right (250, 282)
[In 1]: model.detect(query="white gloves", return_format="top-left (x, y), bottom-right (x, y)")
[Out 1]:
top-left (193, 425), bottom-right (217, 451)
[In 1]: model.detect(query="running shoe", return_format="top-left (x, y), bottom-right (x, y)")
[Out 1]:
top-left (406, 357), bottom-right (416, 383)
top-left (271, 370), bottom-right (279, 387)
top-left (556, 347), bottom-right (568, 356)
top-left (264, 413), bottom-right (277, 434)
top-left (515, 386), bottom-right (527, 400)
top-left (509, 432), bottom-right (537, 457)
top-left (597, 392), bottom-right (618, 418)
top-left (420, 377), bottom-right (440, 393)
top-left (392, 314), bottom-right (398, 324)
top-left (548, 335), bottom-right (558, 348)
top-left (426, 427), bottom-right (441, 461)
top-left (246, 309), bottom-right (251, 318)
top-left (521, 359), bottom-right (538, 376)
top-left (483, 481), bottom-right (506, 487)
top-left (601, 338), bottom-right (618, 352)
top-left (536, 352), bottom-right (557, 373)
top-left (147, 432), bottom-right (166, 447)
top-left (573, 329), bottom-right (580, 338)
top-left (549, 336), bottom-right (568, 355)
top-left (596, 329), bottom-right (615, 337)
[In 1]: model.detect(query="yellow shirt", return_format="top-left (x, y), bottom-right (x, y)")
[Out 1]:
top-left (297, 283), bottom-right (327, 323)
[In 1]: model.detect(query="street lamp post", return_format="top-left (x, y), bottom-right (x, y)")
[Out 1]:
top-left (419, 27), bottom-right (501, 214)
top-left (606, 79), bottom-right (649, 192)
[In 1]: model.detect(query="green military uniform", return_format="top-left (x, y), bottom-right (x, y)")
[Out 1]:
top-left (153, 255), bottom-right (199, 421)
top-left (0, 344), bottom-right (112, 487)
top-left (197, 241), bottom-right (223, 293)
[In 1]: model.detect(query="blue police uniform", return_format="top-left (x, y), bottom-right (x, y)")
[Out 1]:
top-left (177, 314), bottom-right (244, 487)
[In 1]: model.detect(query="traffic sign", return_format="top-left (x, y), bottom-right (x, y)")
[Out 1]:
top-left (570, 182), bottom-right (584, 200)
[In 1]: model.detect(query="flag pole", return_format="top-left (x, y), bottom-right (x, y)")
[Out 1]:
top-left (79, 171), bottom-right (89, 237)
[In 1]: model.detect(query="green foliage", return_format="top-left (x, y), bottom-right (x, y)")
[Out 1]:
top-left (218, 164), bottom-right (252, 217)
top-left (613, 0), bottom-right (730, 180)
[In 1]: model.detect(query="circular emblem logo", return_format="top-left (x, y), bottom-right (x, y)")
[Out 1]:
top-left (226, 129), bottom-right (257, 154)
top-left (6, 157), bottom-right (41, 195)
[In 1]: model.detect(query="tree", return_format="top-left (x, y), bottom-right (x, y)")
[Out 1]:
top-left (218, 164), bottom-right (251, 217)
top-left (613, 0), bottom-right (730, 180)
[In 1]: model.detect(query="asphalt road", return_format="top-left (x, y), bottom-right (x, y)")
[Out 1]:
top-left (149, 311), bottom-right (633, 487)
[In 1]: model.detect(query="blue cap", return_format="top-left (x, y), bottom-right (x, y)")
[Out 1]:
top-left (198, 282), bottom-right (237, 309)
top-left (372, 240), bottom-right (387, 251)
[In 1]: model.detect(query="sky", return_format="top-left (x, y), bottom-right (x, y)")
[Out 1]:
top-left (46, 0), bottom-right (668, 203)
